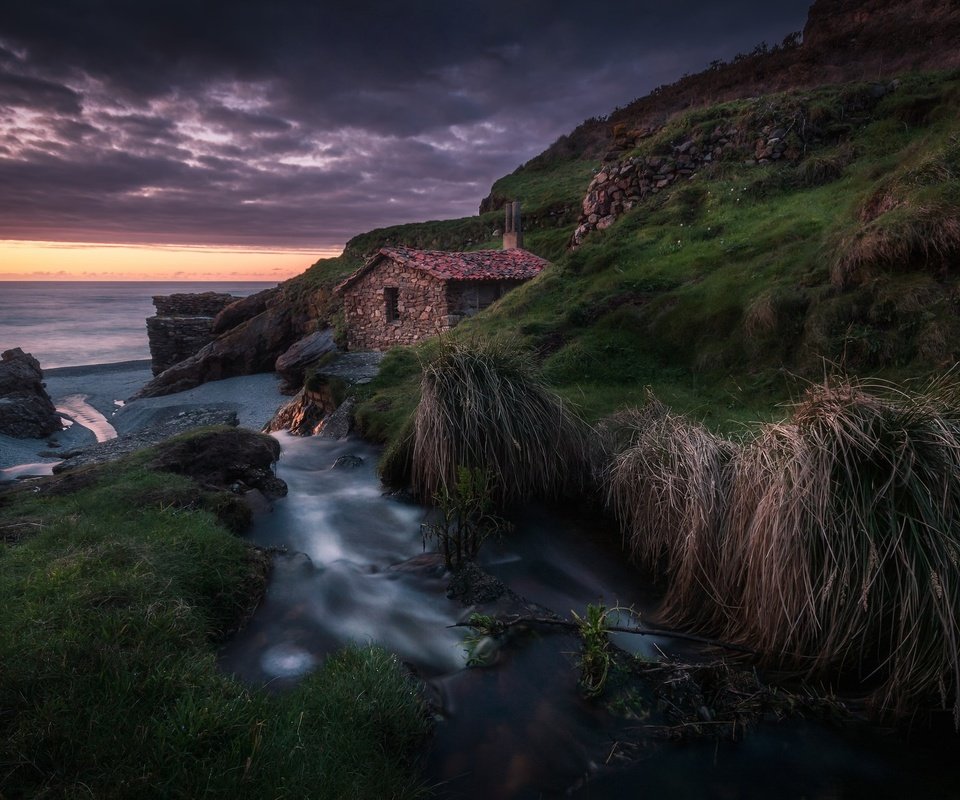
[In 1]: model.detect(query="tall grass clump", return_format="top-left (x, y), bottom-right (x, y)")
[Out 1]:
top-left (384, 338), bottom-right (598, 504)
top-left (831, 204), bottom-right (960, 287)
top-left (721, 378), bottom-right (960, 721)
top-left (604, 396), bottom-right (738, 627)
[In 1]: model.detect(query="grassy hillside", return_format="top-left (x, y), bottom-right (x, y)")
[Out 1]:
top-left (353, 69), bottom-right (960, 442)
top-left (0, 438), bottom-right (428, 798)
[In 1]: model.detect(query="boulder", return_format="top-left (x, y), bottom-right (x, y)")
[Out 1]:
top-left (148, 427), bottom-right (287, 498)
top-left (263, 387), bottom-right (331, 437)
top-left (0, 348), bottom-right (61, 438)
top-left (212, 288), bottom-right (279, 335)
top-left (331, 454), bottom-right (364, 469)
top-left (317, 397), bottom-right (356, 440)
top-left (274, 329), bottom-right (338, 393)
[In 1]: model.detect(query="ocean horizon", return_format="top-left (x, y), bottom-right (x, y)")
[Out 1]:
top-left (0, 281), bottom-right (277, 369)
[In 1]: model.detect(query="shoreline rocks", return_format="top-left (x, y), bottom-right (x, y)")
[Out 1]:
top-left (0, 348), bottom-right (62, 439)
top-left (136, 286), bottom-right (324, 399)
top-left (146, 293), bottom-right (240, 376)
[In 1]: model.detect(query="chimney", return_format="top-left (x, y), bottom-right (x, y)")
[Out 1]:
top-left (502, 200), bottom-right (523, 249)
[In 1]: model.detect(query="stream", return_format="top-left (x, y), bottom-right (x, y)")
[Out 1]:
top-left (220, 433), bottom-right (960, 799)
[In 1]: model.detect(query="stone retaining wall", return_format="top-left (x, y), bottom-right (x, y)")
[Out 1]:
top-left (572, 122), bottom-right (799, 246)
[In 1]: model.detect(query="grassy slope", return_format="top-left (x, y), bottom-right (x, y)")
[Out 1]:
top-left (353, 70), bottom-right (960, 442)
top-left (0, 453), bottom-right (428, 798)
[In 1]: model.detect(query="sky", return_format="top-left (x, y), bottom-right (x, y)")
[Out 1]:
top-left (0, 0), bottom-right (812, 280)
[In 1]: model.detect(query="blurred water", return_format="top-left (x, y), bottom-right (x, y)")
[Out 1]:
top-left (221, 433), bottom-right (960, 800)
top-left (0, 281), bottom-right (275, 368)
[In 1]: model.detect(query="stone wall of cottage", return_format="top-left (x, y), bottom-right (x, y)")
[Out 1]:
top-left (446, 280), bottom-right (522, 324)
top-left (146, 292), bottom-right (239, 375)
top-left (343, 259), bottom-right (450, 351)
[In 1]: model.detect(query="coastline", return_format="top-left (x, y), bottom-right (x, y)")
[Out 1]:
top-left (1, 360), bottom-right (288, 475)
top-left (44, 359), bottom-right (153, 377)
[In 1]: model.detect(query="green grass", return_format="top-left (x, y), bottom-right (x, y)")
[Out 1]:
top-left (358, 71), bottom-right (960, 444)
top-left (487, 159), bottom-right (598, 216)
top-left (0, 461), bottom-right (429, 798)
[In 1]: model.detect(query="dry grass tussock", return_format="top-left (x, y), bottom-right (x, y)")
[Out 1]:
top-left (389, 339), bottom-right (598, 504)
top-left (604, 379), bottom-right (960, 721)
top-left (720, 378), bottom-right (960, 721)
top-left (742, 288), bottom-right (809, 338)
top-left (833, 139), bottom-right (960, 288)
top-left (604, 398), bottom-right (738, 627)
top-left (831, 204), bottom-right (960, 288)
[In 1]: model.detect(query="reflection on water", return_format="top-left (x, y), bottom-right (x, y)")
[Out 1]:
top-left (56, 394), bottom-right (117, 442)
top-left (221, 432), bottom-right (960, 799)
top-left (0, 461), bottom-right (58, 482)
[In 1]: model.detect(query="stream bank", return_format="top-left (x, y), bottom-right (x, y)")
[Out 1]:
top-left (221, 431), bottom-right (960, 799)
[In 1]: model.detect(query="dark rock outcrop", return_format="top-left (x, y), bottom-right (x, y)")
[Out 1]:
top-left (212, 288), bottom-right (278, 335)
top-left (0, 348), bottom-right (61, 438)
top-left (149, 427), bottom-right (287, 498)
top-left (263, 384), bottom-right (338, 437)
top-left (146, 293), bottom-right (239, 376)
top-left (53, 408), bottom-right (239, 473)
top-left (274, 329), bottom-right (339, 393)
top-left (136, 286), bottom-right (325, 398)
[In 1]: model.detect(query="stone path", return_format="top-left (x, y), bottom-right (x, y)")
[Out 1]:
top-left (316, 352), bottom-right (385, 385)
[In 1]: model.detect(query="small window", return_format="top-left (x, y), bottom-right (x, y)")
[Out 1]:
top-left (384, 287), bottom-right (400, 323)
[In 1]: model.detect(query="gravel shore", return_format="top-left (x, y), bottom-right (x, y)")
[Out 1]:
top-left (0, 360), bottom-right (287, 474)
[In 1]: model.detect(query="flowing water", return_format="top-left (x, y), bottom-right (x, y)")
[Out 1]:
top-left (222, 433), bottom-right (960, 799)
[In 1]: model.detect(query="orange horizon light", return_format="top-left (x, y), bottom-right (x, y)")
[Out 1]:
top-left (0, 240), bottom-right (343, 282)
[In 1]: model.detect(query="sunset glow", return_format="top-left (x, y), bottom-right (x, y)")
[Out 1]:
top-left (0, 240), bottom-right (341, 281)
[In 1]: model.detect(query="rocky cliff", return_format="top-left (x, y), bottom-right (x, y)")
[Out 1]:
top-left (135, 284), bottom-right (329, 398)
top-left (501, 0), bottom-right (960, 181)
top-left (146, 292), bottom-right (239, 375)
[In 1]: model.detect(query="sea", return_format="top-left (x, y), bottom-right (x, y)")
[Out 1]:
top-left (0, 281), bottom-right (277, 369)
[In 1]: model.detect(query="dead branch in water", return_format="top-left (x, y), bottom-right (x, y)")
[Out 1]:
top-left (448, 614), bottom-right (756, 654)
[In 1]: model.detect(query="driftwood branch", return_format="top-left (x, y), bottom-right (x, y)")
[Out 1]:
top-left (448, 614), bottom-right (756, 654)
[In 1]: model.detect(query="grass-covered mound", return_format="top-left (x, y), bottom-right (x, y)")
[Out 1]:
top-left (381, 339), bottom-right (596, 504)
top-left (0, 454), bottom-right (428, 798)
top-left (721, 378), bottom-right (960, 722)
top-left (603, 397), bottom-right (735, 624)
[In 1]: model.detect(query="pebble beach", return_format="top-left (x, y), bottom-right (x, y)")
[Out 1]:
top-left (0, 360), bottom-right (288, 478)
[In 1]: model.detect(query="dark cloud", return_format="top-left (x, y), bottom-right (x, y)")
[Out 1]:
top-left (0, 0), bottom-right (812, 249)
top-left (0, 68), bottom-right (81, 113)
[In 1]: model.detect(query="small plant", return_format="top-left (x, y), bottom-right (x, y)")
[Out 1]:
top-left (462, 613), bottom-right (502, 666)
top-left (572, 603), bottom-right (613, 697)
top-left (421, 466), bottom-right (511, 570)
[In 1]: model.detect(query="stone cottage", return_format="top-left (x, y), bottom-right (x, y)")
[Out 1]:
top-left (336, 215), bottom-right (548, 351)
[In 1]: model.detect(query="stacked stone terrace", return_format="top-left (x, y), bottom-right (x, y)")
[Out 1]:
top-left (573, 122), bottom-right (796, 246)
top-left (146, 292), bottom-right (238, 375)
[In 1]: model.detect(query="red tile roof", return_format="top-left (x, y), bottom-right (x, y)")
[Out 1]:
top-left (335, 246), bottom-right (549, 293)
